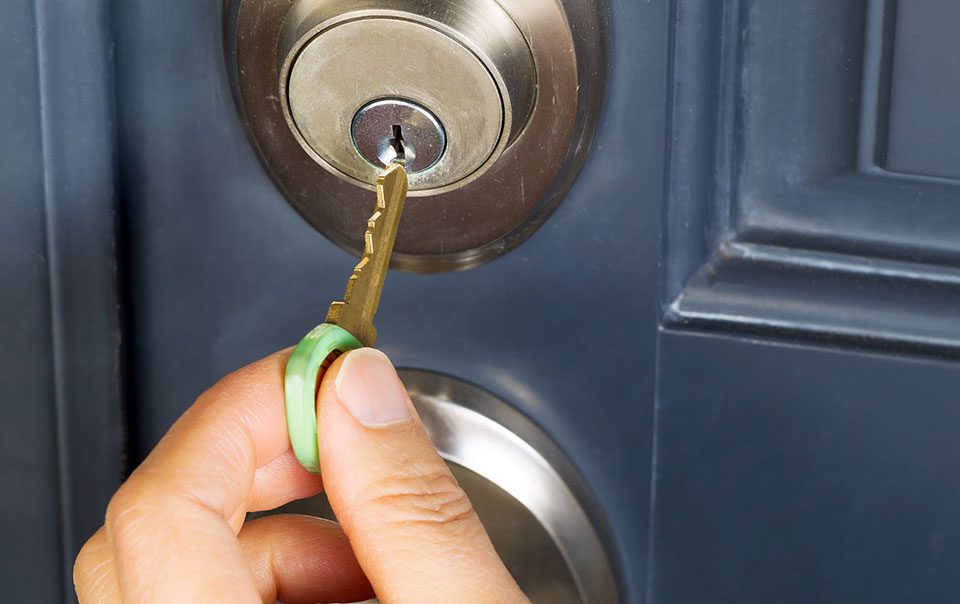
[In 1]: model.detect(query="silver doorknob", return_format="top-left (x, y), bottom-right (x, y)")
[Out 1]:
top-left (278, 0), bottom-right (537, 194)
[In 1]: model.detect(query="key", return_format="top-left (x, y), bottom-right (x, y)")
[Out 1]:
top-left (284, 160), bottom-right (408, 474)
top-left (325, 161), bottom-right (408, 347)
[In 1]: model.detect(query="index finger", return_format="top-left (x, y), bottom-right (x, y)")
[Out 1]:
top-left (104, 350), bottom-right (322, 601)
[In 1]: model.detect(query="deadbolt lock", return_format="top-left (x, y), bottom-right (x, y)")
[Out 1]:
top-left (231, 0), bottom-right (605, 269)
top-left (278, 0), bottom-right (537, 194)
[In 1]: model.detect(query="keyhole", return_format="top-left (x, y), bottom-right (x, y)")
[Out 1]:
top-left (376, 123), bottom-right (416, 167)
top-left (389, 125), bottom-right (406, 163)
top-left (352, 99), bottom-right (445, 174)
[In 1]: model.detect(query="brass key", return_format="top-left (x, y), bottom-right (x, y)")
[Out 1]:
top-left (325, 162), bottom-right (408, 347)
top-left (284, 160), bottom-right (408, 474)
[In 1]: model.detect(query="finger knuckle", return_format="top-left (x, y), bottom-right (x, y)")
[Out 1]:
top-left (363, 468), bottom-right (477, 532)
top-left (105, 480), bottom-right (162, 546)
top-left (200, 353), bottom-right (282, 406)
top-left (73, 533), bottom-right (115, 601)
top-left (73, 537), bottom-right (101, 583)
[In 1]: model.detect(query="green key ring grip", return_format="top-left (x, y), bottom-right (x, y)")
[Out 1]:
top-left (284, 323), bottom-right (362, 474)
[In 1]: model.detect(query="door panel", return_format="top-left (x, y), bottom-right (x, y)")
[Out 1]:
top-left (1, 2), bottom-right (120, 601)
top-left (885, 0), bottom-right (960, 179)
top-left (5, 1), bottom-right (960, 602)
top-left (0, 4), bottom-right (66, 600)
top-left (657, 2), bottom-right (960, 602)
top-left (653, 332), bottom-right (960, 603)
top-left (666, 1), bottom-right (960, 353)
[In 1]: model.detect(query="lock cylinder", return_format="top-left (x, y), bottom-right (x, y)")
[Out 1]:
top-left (278, 0), bottom-right (538, 194)
top-left (351, 99), bottom-right (446, 173)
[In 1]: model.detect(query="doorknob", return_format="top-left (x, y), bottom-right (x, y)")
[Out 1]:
top-left (229, 0), bottom-right (606, 270)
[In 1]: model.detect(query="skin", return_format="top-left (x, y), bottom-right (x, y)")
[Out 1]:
top-left (74, 349), bottom-right (528, 603)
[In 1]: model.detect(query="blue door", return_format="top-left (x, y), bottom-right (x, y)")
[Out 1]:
top-left (3, 1), bottom-right (960, 602)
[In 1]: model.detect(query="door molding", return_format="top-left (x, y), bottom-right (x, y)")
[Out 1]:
top-left (664, 0), bottom-right (960, 356)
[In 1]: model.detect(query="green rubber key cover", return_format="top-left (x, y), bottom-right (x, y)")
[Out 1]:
top-left (284, 323), bottom-right (363, 474)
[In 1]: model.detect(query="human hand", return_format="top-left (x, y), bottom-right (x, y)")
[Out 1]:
top-left (74, 348), bottom-right (528, 603)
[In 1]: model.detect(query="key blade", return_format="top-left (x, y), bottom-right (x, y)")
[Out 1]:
top-left (325, 163), bottom-right (408, 347)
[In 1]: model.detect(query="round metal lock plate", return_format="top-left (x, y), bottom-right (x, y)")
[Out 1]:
top-left (229, 0), bottom-right (607, 271)
top-left (284, 15), bottom-right (509, 192)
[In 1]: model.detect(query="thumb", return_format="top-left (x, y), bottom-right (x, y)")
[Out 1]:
top-left (316, 348), bottom-right (528, 603)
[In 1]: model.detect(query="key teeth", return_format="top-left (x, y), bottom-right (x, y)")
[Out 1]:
top-left (326, 301), bottom-right (344, 324)
top-left (327, 163), bottom-right (407, 345)
top-left (379, 163), bottom-right (408, 192)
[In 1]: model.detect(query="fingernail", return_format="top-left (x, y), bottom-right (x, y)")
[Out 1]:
top-left (335, 348), bottom-right (411, 426)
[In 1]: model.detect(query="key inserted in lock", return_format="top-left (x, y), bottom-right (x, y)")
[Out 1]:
top-left (235, 0), bottom-right (603, 266)
top-left (278, 0), bottom-right (538, 194)
top-left (352, 99), bottom-right (446, 174)
top-left (385, 125), bottom-right (406, 166)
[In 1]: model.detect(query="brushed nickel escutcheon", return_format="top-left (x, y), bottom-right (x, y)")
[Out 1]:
top-left (229, 0), bottom-right (606, 271)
